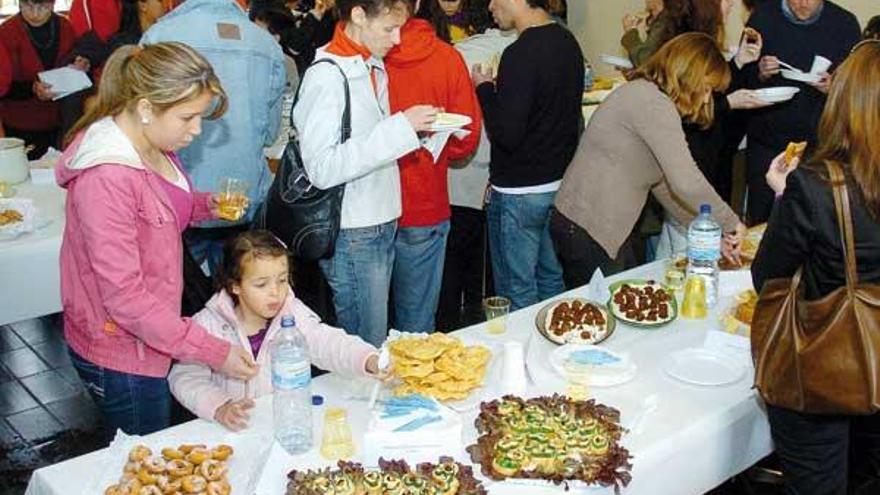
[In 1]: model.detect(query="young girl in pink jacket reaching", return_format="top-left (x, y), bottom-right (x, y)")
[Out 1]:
top-left (169, 230), bottom-right (384, 431)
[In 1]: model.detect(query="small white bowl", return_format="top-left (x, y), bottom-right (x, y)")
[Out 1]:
top-left (599, 54), bottom-right (634, 70)
top-left (780, 69), bottom-right (821, 84)
top-left (756, 86), bottom-right (800, 103)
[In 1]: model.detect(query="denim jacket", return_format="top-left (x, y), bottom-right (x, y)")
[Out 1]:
top-left (141, 0), bottom-right (286, 225)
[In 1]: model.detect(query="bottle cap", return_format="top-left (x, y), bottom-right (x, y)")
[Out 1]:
top-left (700, 204), bottom-right (711, 215)
top-left (281, 316), bottom-right (296, 328)
top-left (312, 394), bottom-right (324, 406)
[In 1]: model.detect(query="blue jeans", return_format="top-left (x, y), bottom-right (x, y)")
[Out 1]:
top-left (392, 221), bottom-right (451, 333)
top-left (69, 350), bottom-right (171, 444)
top-left (487, 189), bottom-right (565, 310)
top-left (319, 220), bottom-right (397, 347)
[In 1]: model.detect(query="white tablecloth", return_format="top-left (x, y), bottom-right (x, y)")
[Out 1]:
top-left (0, 179), bottom-right (66, 326)
top-left (25, 261), bottom-right (772, 495)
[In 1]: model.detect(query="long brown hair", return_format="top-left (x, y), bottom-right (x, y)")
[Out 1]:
top-left (812, 41), bottom-right (880, 218)
top-left (634, 32), bottom-right (731, 129)
top-left (65, 42), bottom-right (228, 145)
top-left (678, 0), bottom-right (725, 46)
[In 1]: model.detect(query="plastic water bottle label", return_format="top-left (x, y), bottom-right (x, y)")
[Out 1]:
top-left (688, 231), bottom-right (720, 261)
top-left (272, 360), bottom-right (310, 390)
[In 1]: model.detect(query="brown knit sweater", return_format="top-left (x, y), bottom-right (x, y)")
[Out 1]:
top-left (554, 79), bottom-right (741, 258)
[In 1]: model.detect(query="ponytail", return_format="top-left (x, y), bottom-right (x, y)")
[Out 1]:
top-left (65, 42), bottom-right (228, 146)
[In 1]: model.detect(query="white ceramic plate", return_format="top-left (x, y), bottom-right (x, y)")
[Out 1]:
top-left (780, 69), bottom-right (821, 84)
top-left (600, 54), bottom-right (633, 69)
top-left (663, 348), bottom-right (745, 386)
top-left (756, 86), bottom-right (800, 103)
top-left (429, 112), bottom-right (472, 132)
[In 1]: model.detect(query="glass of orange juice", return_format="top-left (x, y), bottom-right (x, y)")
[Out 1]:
top-left (217, 177), bottom-right (249, 222)
top-left (484, 296), bottom-right (511, 334)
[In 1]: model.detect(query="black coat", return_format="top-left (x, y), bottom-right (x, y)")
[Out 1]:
top-left (751, 165), bottom-right (880, 300)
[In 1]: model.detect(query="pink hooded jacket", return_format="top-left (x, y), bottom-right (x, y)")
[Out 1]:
top-left (56, 117), bottom-right (231, 378)
top-left (169, 289), bottom-right (377, 422)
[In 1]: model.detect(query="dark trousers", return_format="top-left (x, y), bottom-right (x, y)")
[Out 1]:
top-left (746, 140), bottom-right (782, 225)
top-left (436, 206), bottom-right (490, 332)
top-left (768, 405), bottom-right (880, 495)
top-left (69, 349), bottom-right (170, 445)
top-left (548, 209), bottom-right (638, 290)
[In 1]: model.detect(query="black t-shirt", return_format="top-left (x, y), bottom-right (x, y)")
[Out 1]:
top-left (477, 22), bottom-right (584, 188)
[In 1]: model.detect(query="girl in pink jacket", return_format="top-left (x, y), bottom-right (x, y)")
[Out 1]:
top-left (169, 230), bottom-right (383, 431)
top-left (58, 43), bottom-right (258, 442)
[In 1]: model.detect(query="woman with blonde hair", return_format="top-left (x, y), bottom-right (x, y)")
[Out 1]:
top-left (753, 40), bottom-right (880, 494)
top-left (551, 32), bottom-right (746, 287)
top-left (57, 42), bottom-right (259, 441)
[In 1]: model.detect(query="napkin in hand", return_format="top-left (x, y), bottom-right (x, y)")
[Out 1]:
top-left (587, 268), bottom-right (609, 302)
top-left (421, 129), bottom-right (471, 163)
top-left (38, 67), bottom-right (92, 100)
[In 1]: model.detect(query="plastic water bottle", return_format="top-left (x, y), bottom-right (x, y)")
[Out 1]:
top-left (271, 316), bottom-right (312, 454)
top-left (687, 204), bottom-right (721, 308)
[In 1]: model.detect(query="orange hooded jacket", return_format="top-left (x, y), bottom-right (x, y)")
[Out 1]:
top-left (386, 18), bottom-right (482, 228)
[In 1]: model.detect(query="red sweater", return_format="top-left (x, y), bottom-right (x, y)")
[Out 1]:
top-left (0, 15), bottom-right (76, 132)
top-left (386, 19), bottom-right (482, 227)
top-left (68, 0), bottom-right (122, 41)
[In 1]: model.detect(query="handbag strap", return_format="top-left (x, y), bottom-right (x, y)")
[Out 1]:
top-left (826, 161), bottom-right (858, 289)
top-left (290, 58), bottom-right (352, 143)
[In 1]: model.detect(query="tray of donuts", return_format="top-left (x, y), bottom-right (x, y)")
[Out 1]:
top-left (91, 429), bottom-right (273, 495)
top-left (104, 443), bottom-right (234, 495)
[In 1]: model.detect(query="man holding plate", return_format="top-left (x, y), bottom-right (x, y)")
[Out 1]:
top-left (472, 0), bottom-right (583, 310)
top-left (742, 0), bottom-right (859, 224)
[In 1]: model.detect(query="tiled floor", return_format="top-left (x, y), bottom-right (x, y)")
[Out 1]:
top-left (0, 315), bottom-right (103, 495)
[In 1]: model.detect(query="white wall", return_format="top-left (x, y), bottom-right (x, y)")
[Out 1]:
top-left (570, 0), bottom-right (877, 77)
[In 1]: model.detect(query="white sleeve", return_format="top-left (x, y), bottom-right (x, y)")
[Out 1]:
top-left (292, 64), bottom-right (420, 190)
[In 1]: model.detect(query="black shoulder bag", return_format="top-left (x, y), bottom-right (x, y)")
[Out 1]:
top-left (254, 59), bottom-right (351, 261)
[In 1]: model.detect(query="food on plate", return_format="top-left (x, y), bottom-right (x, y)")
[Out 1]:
top-left (0, 208), bottom-right (22, 226)
top-left (609, 281), bottom-right (675, 325)
top-left (720, 289), bottom-right (759, 336)
top-left (542, 299), bottom-right (611, 345)
top-left (741, 223), bottom-right (765, 260)
top-left (467, 395), bottom-right (632, 489)
top-left (105, 444), bottom-right (233, 495)
top-left (591, 77), bottom-right (614, 90)
top-left (743, 27), bottom-right (761, 44)
top-left (784, 141), bottom-right (807, 168)
top-left (287, 457), bottom-right (487, 495)
top-left (735, 289), bottom-right (758, 325)
top-left (389, 333), bottom-right (491, 402)
top-left (434, 113), bottom-right (468, 127)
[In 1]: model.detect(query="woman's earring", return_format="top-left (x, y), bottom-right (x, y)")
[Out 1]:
top-left (141, 116), bottom-right (150, 125)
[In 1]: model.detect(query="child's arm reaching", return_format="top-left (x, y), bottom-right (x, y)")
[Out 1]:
top-left (168, 360), bottom-right (246, 430)
top-left (291, 297), bottom-right (378, 378)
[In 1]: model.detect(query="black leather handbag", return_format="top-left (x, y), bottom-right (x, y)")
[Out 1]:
top-left (255, 59), bottom-right (351, 262)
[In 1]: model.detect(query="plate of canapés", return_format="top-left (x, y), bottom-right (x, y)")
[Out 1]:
top-left (607, 280), bottom-right (677, 328)
top-left (534, 298), bottom-right (616, 346)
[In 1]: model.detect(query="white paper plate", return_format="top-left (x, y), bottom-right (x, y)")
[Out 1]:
top-left (780, 69), bottom-right (821, 84)
top-left (0, 198), bottom-right (37, 240)
top-left (429, 112), bottom-right (472, 131)
top-left (662, 348), bottom-right (745, 386)
top-left (549, 344), bottom-right (636, 387)
top-left (756, 86), bottom-right (800, 103)
top-left (599, 54), bottom-right (633, 69)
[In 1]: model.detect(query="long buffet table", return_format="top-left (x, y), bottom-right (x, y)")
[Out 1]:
top-left (0, 179), bottom-right (66, 326)
top-left (25, 260), bottom-right (772, 495)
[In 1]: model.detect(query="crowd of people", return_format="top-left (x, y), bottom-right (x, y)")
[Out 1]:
top-left (2, 0), bottom-right (879, 492)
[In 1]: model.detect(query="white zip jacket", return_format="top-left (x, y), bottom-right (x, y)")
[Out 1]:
top-left (293, 48), bottom-right (420, 229)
